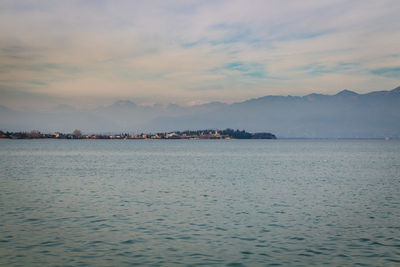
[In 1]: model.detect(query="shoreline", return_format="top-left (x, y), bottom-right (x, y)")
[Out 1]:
top-left (1, 138), bottom-right (398, 141)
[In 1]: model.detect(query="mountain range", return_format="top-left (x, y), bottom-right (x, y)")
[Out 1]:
top-left (1, 86), bottom-right (400, 138)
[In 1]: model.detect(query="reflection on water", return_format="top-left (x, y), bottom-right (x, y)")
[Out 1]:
top-left (0, 140), bottom-right (399, 266)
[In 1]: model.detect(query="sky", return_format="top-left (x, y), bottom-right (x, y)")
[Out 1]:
top-left (0, 0), bottom-right (399, 110)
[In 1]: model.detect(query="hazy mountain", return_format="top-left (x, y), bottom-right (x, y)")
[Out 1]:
top-left (1, 86), bottom-right (399, 138)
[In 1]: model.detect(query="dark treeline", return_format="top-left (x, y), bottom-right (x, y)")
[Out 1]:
top-left (176, 129), bottom-right (276, 139)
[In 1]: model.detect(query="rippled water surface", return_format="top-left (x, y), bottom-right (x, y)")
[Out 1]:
top-left (0, 140), bottom-right (399, 266)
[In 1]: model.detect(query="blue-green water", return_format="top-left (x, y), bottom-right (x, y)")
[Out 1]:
top-left (0, 140), bottom-right (399, 266)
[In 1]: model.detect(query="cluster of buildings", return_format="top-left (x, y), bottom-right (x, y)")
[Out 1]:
top-left (0, 129), bottom-right (276, 140)
top-left (56, 130), bottom-right (234, 140)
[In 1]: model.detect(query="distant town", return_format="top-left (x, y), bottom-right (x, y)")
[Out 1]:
top-left (0, 129), bottom-right (276, 140)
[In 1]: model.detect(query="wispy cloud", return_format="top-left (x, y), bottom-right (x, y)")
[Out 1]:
top-left (210, 61), bottom-right (267, 79)
top-left (0, 0), bottom-right (399, 109)
top-left (371, 67), bottom-right (400, 78)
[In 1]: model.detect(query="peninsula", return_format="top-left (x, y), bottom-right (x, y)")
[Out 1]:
top-left (0, 129), bottom-right (277, 140)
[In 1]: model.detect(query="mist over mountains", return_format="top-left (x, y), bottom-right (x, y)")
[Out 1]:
top-left (1, 86), bottom-right (400, 138)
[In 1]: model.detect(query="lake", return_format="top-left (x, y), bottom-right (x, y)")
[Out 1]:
top-left (0, 140), bottom-right (399, 266)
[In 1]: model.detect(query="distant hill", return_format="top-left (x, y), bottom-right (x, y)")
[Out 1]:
top-left (1, 86), bottom-right (400, 138)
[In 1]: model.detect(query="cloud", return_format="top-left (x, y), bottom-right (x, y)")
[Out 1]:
top-left (371, 67), bottom-right (400, 78)
top-left (0, 0), bottom-right (399, 109)
top-left (210, 61), bottom-right (267, 79)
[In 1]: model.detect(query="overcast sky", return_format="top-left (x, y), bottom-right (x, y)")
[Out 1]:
top-left (1, 0), bottom-right (399, 109)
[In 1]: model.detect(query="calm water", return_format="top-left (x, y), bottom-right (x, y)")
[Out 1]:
top-left (0, 140), bottom-right (399, 266)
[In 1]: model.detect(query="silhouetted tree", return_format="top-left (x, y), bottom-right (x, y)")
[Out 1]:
top-left (72, 129), bottom-right (82, 139)
top-left (29, 130), bottom-right (41, 138)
